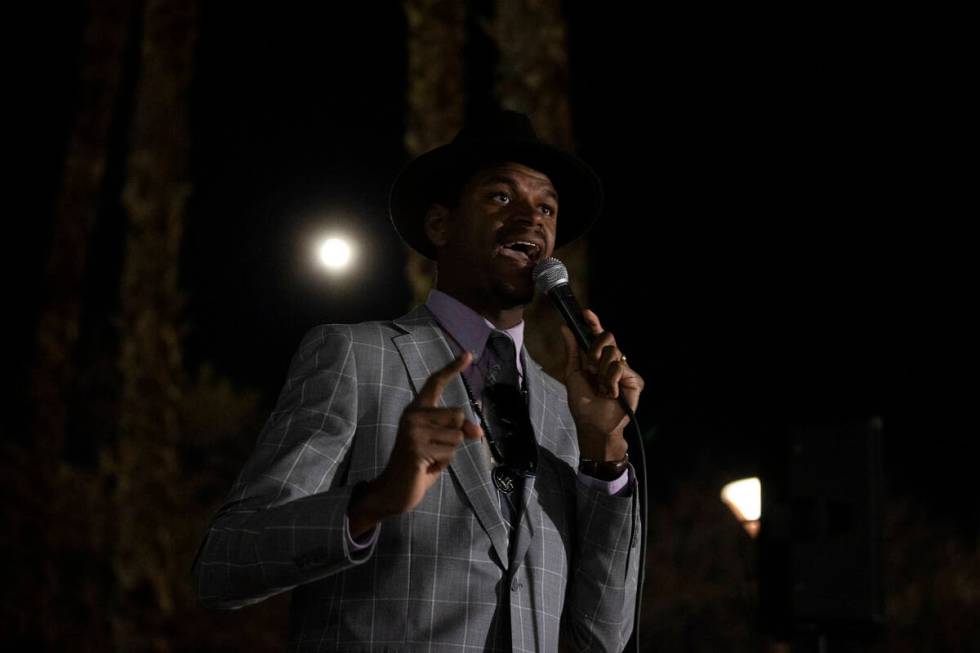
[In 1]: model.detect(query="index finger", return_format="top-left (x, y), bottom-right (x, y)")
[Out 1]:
top-left (415, 351), bottom-right (473, 407)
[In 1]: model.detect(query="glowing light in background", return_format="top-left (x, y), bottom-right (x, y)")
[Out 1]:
top-left (721, 477), bottom-right (762, 538)
top-left (318, 237), bottom-right (352, 271)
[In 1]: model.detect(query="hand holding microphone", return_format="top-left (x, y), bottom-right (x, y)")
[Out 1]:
top-left (533, 258), bottom-right (644, 458)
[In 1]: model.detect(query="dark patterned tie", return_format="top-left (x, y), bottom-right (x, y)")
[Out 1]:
top-left (485, 330), bottom-right (522, 445)
top-left (483, 331), bottom-right (530, 531)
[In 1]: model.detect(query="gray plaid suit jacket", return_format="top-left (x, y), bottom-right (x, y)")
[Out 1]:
top-left (192, 305), bottom-right (641, 652)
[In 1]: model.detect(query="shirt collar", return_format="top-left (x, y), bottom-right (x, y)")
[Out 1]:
top-left (425, 289), bottom-right (525, 372)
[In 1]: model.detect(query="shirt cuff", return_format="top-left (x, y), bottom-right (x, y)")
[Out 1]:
top-left (344, 513), bottom-right (380, 551)
top-left (576, 467), bottom-right (631, 496)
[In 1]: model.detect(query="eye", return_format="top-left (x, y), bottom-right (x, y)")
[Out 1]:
top-left (491, 192), bottom-right (511, 204)
top-left (540, 204), bottom-right (555, 216)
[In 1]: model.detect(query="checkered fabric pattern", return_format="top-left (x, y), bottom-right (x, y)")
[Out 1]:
top-left (192, 305), bottom-right (640, 652)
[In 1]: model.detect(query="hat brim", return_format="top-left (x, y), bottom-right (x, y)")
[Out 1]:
top-left (389, 139), bottom-right (603, 260)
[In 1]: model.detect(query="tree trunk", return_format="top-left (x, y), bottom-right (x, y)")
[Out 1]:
top-left (110, 0), bottom-right (197, 647)
top-left (402, 0), bottom-right (466, 305)
top-left (31, 0), bottom-right (135, 460)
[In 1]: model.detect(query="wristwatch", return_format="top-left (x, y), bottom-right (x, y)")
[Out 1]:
top-left (579, 452), bottom-right (629, 481)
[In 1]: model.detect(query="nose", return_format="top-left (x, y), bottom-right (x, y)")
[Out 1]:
top-left (509, 196), bottom-right (548, 227)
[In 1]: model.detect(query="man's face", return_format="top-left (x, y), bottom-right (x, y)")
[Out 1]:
top-left (427, 161), bottom-right (558, 310)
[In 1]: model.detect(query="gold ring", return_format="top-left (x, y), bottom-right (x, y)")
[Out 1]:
top-left (620, 356), bottom-right (628, 365)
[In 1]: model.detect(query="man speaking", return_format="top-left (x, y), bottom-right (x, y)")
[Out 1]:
top-left (192, 110), bottom-right (644, 652)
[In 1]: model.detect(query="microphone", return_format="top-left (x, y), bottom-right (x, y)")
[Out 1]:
top-left (532, 257), bottom-right (596, 354)
top-left (533, 256), bottom-right (636, 420)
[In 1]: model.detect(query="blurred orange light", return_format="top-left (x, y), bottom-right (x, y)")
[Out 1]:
top-left (721, 477), bottom-right (761, 538)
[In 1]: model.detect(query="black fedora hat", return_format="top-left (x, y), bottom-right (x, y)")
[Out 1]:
top-left (389, 110), bottom-right (603, 260)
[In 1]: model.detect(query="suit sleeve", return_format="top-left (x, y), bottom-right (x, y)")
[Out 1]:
top-left (561, 465), bottom-right (641, 652)
top-left (552, 385), bottom-right (640, 653)
top-left (191, 325), bottom-right (375, 609)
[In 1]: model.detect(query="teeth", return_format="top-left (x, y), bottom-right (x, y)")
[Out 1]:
top-left (505, 241), bottom-right (540, 256)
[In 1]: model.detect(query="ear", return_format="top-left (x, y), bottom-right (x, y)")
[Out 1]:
top-left (424, 203), bottom-right (452, 249)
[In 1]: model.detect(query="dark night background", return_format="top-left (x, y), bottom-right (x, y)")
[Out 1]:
top-left (8, 1), bottom-right (973, 651)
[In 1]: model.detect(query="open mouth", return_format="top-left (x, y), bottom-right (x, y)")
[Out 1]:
top-left (495, 240), bottom-right (542, 267)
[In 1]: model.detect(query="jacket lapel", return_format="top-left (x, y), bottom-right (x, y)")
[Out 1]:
top-left (392, 307), bottom-right (511, 569)
top-left (521, 348), bottom-right (549, 452)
